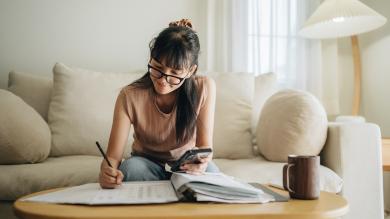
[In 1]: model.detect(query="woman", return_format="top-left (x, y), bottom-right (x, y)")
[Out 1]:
top-left (99, 19), bottom-right (219, 189)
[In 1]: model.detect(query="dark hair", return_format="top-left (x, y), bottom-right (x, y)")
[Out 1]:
top-left (131, 25), bottom-right (200, 145)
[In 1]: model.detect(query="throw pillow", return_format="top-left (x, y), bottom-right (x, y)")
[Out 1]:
top-left (8, 71), bottom-right (53, 121)
top-left (251, 72), bottom-right (277, 144)
top-left (48, 63), bottom-right (141, 157)
top-left (208, 72), bottom-right (254, 159)
top-left (0, 89), bottom-right (51, 164)
top-left (256, 89), bottom-right (328, 162)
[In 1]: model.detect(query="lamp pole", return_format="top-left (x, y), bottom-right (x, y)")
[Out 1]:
top-left (298, 0), bottom-right (387, 116)
top-left (351, 35), bottom-right (362, 116)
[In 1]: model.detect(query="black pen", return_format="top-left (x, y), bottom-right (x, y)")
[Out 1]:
top-left (95, 141), bottom-right (113, 168)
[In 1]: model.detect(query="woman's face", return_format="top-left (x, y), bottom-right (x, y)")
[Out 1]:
top-left (148, 58), bottom-right (196, 95)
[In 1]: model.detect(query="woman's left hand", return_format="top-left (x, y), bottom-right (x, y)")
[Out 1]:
top-left (179, 154), bottom-right (212, 175)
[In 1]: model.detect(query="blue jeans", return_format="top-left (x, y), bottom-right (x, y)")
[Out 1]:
top-left (118, 155), bottom-right (220, 181)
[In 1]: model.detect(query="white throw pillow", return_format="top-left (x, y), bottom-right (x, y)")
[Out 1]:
top-left (207, 72), bottom-right (254, 159)
top-left (8, 71), bottom-right (53, 121)
top-left (251, 73), bottom-right (277, 143)
top-left (0, 89), bottom-right (51, 164)
top-left (48, 63), bottom-right (141, 157)
top-left (256, 89), bottom-right (328, 162)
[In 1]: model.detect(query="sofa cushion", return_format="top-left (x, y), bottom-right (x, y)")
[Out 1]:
top-left (0, 155), bottom-right (101, 200)
top-left (208, 72), bottom-right (254, 159)
top-left (0, 90), bottom-right (51, 164)
top-left (256, 89), bottom-right (328, 162)
top-left (48, 63), bottom-right (140, 157)
top-left (214, 156), bottom-right (343, 193)
top-left (8, 71), bottom-right (53, 121)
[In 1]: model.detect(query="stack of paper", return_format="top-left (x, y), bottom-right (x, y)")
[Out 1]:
top-left (22, 181), bottom-right (179, 205)
top-left (22, 172), bottom-right (278, 205)
top-left (171, 172), bottom-right (275, 203)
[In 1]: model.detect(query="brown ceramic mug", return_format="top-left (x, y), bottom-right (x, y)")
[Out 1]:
top-left (283, 155), bottom-right (320, 200)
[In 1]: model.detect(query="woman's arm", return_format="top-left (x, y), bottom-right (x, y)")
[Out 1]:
top-left (99, 91), bottom-right (130, 188)
top-left (195, 77), bottom-right (217, 149)
top-left (106, 91), bottom-right (131, 168)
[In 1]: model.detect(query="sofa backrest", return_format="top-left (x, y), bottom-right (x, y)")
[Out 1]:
top-left (7, 65), bottom-right (277, 159)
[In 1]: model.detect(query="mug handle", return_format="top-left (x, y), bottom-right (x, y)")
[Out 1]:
top-left (283, 163), bottom-right (295, 193)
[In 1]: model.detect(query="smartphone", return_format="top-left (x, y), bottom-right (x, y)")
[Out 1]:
top-left (170, 148), bottom-right (212, 172)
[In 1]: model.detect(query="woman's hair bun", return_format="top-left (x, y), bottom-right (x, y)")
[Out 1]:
top-left (169, 19), bottom-right (193, 30)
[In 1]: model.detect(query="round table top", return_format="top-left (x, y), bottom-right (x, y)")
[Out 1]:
top-left (14, 185), bottom-right (348, 219)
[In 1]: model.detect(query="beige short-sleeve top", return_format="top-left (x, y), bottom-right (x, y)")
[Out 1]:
top-left (120, 76), bottom-right (208, 163)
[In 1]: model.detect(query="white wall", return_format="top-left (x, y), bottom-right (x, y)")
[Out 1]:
top-left (337, 0), bottom-right (390, 214)
top-left (0, 0), bottom-right (207, 89)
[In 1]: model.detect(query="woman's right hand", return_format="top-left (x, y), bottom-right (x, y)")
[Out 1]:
top-left (99, 158), bottom-right (124, 189)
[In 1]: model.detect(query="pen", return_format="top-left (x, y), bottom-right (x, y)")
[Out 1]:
top-left (95, 141), bottom-right (113, 168)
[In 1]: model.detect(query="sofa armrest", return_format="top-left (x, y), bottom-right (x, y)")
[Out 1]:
top-left (321, 122), bottom-right (384, 219)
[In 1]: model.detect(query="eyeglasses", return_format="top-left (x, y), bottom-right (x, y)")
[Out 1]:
top-left (147, 64), bottom-right (188, 85)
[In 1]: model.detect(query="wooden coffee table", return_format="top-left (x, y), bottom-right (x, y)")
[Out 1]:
top-left (14, 185), bottom-right (348, 219)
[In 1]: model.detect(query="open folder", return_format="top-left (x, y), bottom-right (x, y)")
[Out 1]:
top-left (21, 172), bottom-right (287, 205)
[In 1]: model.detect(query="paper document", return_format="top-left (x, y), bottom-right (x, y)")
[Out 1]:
top-left (170, 172), bottom-right (274, 203)
top-left (22, 181), bottom-right (179, 205)
top-left (22, 173), bottom-right (279, 205)
top-left (171, 172), bottom-right (264, 195)
top-left (195, 193), bottom-right (272, 203)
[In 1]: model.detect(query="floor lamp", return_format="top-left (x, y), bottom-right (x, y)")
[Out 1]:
top-left (299, 0), bottom-right (387, 116)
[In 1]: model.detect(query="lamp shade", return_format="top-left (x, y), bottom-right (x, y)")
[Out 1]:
top-left (299, 0), bottom-right (387, 39)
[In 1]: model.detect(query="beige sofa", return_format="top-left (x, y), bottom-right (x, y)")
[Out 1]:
top-left (0, 63), bottom-right (384, 219)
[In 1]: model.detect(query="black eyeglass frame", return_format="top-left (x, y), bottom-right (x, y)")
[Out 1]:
top-left (147, 64), bottom-right (189, 85)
